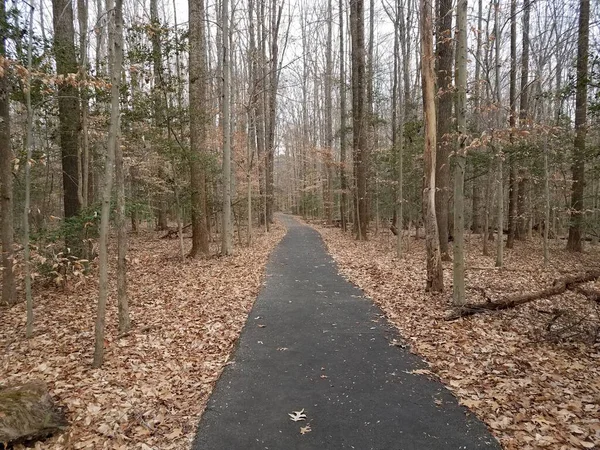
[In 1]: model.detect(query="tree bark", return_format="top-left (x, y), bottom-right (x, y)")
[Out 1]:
top-left (420, 0), bottom-right (443, 292)
top-left (0, 0), bottom-right (15, 306)
top-left (339, 0), bottom-right (348, 231)
top-left (93, 0), bottom-right (123, 368)
top-left (453, 0), bottom-right (467, 306)
top-left (506, 0), bottom-right (517, 249)
top-left (435, 0), bottom-right (452, 260)
top-left (52, 0), bottom-right (82, 236)
top-left (221, 0), bottom-right (232, 255)
top-left (350, 0), bottom-right (368, 241)
top-left (189, 0), bottom-right (210, 256)
top-left (567, 0), bottom-right (589, 252)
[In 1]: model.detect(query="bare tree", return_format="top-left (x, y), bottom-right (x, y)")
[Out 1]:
top-left (567, 0), bottom-right (590, 252)
top-left (435, 0), bottom-right (452, 260)
top-left (420, 0), bottom-right (443, 292)
top-left (52, 0), bottom-right (82, 245)
top-left (339, 0), bottom-right (348, 231)
top-left (221, 0), bottom-right (233, 255)
top-left (93, 0), bottom-right (124, 368)
top-left (350, 0), bottom-right (368, 240)
top-left (453, 0), bottom-right (467, 306)
top-left (0, 0), bottom-right (15, 306)
top-left (189, 0), bottom-right (210, 257)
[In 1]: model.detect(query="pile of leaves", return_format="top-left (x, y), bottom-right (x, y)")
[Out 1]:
top-left (1, 224), bottom-right (285, 449)
top-left (314, 225), bottom-right (600, 450)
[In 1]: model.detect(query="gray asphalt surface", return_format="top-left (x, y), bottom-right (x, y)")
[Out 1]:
top-left (192, 215), bottom-right (500, 450)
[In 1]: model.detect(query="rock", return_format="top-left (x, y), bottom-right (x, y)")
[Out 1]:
top-left (0, 380), bottom-right (68, 446)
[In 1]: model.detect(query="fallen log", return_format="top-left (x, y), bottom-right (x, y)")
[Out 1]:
top-left (446, 271), bottom-right (600, 320)
top-left (160, 223), bottom-right (191, 239)
top-left (0, 381), bottom-right (68, 446)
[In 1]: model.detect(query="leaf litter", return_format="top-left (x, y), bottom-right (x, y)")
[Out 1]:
top-left (0, 223), bottom-right (285, 449)
top-left (313, 223), bottom-right (600, 450)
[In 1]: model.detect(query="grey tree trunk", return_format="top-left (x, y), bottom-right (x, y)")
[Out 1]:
top-left (494, 0), bottom-right (503, 267)
top-left (93, 0), bottom-right (123, 368)
top-left (0, 0), bottom-right (15, 306)
top-left (24, 5), bottom-right (34, 337)
top-left (221, 0), bottom-right (232, 255)
top-left (453, 0), bottom-right (467, 306)
top-left (507, 0), bottom-right (517, 249)
top-left (339, 0), bottom-right (348, 231)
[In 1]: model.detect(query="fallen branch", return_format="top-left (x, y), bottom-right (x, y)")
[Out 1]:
top-left (161, 223), bottom-right (191, 239)
top-left (574, 286), bottom-right (600, 304)
top-left (446, 271), bottom-right (600, 320)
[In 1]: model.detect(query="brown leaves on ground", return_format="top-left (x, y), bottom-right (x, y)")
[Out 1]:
top-left (314, 225), bottom-right (600, 450)
top-left (1, 224), bottom-right (285, 449)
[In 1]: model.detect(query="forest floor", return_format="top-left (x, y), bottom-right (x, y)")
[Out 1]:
top-left (311, 222), bottom-right (600, 450)
top-left (1, 223), bottom-right (286, 449)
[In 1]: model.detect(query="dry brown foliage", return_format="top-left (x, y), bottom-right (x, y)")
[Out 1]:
top-left (314, 224), bottom-right (600, 450)
top-left (1, 224), bottom-right (285, 449)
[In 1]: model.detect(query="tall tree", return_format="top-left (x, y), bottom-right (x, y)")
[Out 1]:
top-left (516, 0), bottom-right (531, 240)
top-left (189, 0), bottom-right (210, 257)
top-left (566, 0), bottom-right (590, 252)
top-left (350, 0), bottom-right (368, 240)
top-left (453, 0), bottom-right (467, 306)
top-left (435, 0), bottom-right (452, 260)
top-left (324, 0), bottom-right (333, 225)
top-left (52, 0), bottom-right (82, 236)
top-left (0, 0), bottom-right (15, 305)
top-left (339, 0), bottom-right (348, 231)
top-left (93, 0), bottom-right (123, 368)
top-left (506, 0), bottom-right (517, 249)
top-left (420, 0), bottom-right (443, 291)
top-left (221, 0), bottom-right (233, 255)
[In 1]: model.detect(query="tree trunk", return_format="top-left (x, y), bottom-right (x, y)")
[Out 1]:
top-left (494, 0), bottom-right (503, 267)
top-left (24, 5), bottom-right (34, 336)
top-left (339, 0), bottom-right (348, 231)
top-left (52, 0), bottom-right (82, 239)
top-left (0, 0), bottom-right (15, 306)
top-left (567, 0), bottom-right (589, 252)
top-left (350, 0), bottom-right (368, 241)
top-left (324, 0), bottom-right (334, 225)
top-left (453, 0), bottom-right (467, 306)
top-left (93, 0), bottom-right (123, 368)
top-left (189, 0), bottom-right (210, 257)
top-left (435, 0), bottom-right (452, 260)
top-left (221, 0), bottom-right (232, 255)
top-left (506, 0), bottom-right (517, 249)
top-left (420, 0), bottom-right (443, 292)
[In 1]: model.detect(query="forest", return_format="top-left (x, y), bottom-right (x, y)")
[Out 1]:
top-left (0, 0), bottom-right (599, 448)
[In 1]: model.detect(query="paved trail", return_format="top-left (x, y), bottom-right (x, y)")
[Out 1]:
top-left (193, 216), bottom-right (500, 450)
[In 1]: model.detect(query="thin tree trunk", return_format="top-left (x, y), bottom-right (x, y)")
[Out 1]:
top-left (115, 9), bottom-right (130, 334)
top-left (221, 0), bottom-right (232, 255)
top-left (507, 0), bottom-right (517, 249)
top-left (543, 135), bottom-right (550, 266)
top-left (0, 0), bottom-right (15, 306)
top-left (420, 0), bottom-right (443, 292)
top-left (24, 5), bottom-right (34, 337)
top-left (93, 0), bottom-right (123, 368)
top-left (494, 0), bottom-right (503, 267)
top-left (78, 0), bottom-right (89, 208)
top-left (339, 0), bottom-right (348, 231)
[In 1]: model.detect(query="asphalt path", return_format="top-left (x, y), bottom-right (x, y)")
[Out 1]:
top-left (192, 215), bottom-right (500, 450)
